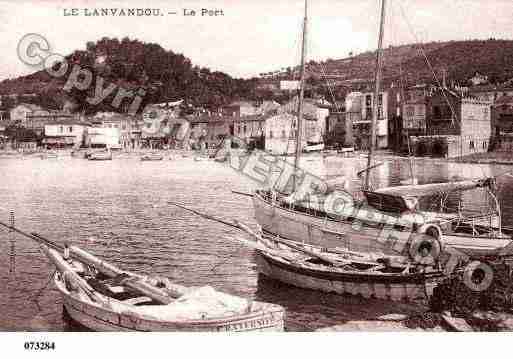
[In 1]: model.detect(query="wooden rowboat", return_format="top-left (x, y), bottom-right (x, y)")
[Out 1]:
top-left (140, 153), bottom-right (164, 161)
top-left (255, 247), bottom-right (441, 302)
top-left (87, 150), bottom-right (112, 161)
top-left (168, 202), bottom-right (444, 303)
top-left (39, 242), bottom-right (284, 332)
top-left (232, 232), bottom-right (444, 302)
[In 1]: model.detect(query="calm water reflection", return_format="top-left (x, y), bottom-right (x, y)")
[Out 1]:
top-left (1, 153), bottom-right (512, 331)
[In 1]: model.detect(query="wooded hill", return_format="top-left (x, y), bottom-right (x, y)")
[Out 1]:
top-left (293, 39), bottom-right (513, 89)
top-left (0, 37), bottom-right (258, 114)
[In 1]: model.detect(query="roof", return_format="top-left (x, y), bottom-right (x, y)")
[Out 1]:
top-left (44, 120), bottom-right (91, 126)
top-left (187, 114), bottom-right (234, 125)
top-left (227, 100), bottom-right (255, 107)
top-left (495, 95), bottom-right (513, 105)
top-left (13, 103), bottom-right (43, 111)
top-left (469, 84), bottom-right (513, 93)
top-left (233, 114), bottom-right (273, 123)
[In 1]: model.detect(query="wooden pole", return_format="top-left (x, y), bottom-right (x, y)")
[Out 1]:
top-left (293, 0), bottom-right (308, 192)
top-left (365, 0), bottom-right (387, 190)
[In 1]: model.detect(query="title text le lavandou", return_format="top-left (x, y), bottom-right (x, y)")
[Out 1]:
top-left (63, 8), bottom-right (224, 17)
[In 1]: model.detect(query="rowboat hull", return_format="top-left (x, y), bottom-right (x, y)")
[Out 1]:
top-left (255, 251), bottom-right (438, 302)
top-left (55, 274), bottom-right (284, 332)
top-left (252, 193), bottom-right (511, 256)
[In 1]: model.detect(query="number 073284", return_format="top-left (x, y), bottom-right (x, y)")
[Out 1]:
top-left (23, 342), bottom-right (56, 350)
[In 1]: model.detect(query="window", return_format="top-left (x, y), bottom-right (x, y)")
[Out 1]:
top-left (433, 106), bottom-right (441, 119)
top-left (281, 130), bottom-right (286, 138)
top-left (68, 126), bottom-right (73, 132)
top-left (59, 125), bottom-right (63, 133)
top-left (269, 131), bottom-right (273, 139)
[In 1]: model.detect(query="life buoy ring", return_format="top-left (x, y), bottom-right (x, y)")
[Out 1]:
top-left (409, 224), bottom-right (444, 266)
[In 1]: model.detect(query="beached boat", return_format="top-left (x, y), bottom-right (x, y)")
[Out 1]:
top-left (141, 153), bottom-right (164, 161)
top-left (88, 150), bottom-right (112, 161)
top-left (40, 151), bottom-right (58, 159)
top-left (303, 143), bottom-right (324, 153)
top-left (0, 221), bottom-right (285, 332)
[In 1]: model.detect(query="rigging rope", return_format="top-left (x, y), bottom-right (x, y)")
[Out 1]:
top-left (397, 1), bottom-right (457, 127)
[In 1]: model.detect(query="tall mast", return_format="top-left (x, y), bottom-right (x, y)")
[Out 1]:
top-left (293, 0), bottom-right (308, 191)
top-left (365, 0), bottom-right (386, 190)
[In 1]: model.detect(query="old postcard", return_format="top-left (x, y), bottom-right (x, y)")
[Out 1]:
top-left (1, 0), bottom-right (513, 357)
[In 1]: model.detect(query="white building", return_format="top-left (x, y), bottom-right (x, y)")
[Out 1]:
top-left (345, 91), bottom-right (389, 149)
top-left (85, 125), bottom-right (121, 149)
top-left (264, 113), bottom-right (320, 155)
top-left (280, 97), bottom-right (330, 142)
top-left (43, 121), bottom-right (88, 148)
top-left (10, 103), bottom-right (44, 126)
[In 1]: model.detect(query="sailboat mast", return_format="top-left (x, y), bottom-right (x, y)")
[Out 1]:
top-left (293, 0), bottom-right (308, 191)
top-left (365, 0), bottom-right (387, 190)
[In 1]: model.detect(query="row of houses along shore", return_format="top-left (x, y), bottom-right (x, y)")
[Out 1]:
top-left (1, 73), bottom-right (513, 158)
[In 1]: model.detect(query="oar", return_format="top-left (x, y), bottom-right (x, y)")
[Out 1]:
top-left (0, 220), bottom-right (182, 301)
top-left (0, 220), bottom-right (63, 251)
top-left (231, 190), bottom-right (253, 197)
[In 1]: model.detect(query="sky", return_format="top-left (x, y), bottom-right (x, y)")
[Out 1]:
top-left (0, 0), bottom-right (512, 80)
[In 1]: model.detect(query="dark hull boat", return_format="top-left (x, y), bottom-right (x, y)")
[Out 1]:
top-left (233, 233), bottom-right (443, 302)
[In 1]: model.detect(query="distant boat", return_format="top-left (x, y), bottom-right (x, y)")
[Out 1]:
top-left (40, 151), bottom-right (58, 159)
top-left (87, 150), bottom-right (112, 161)
top-left (303, 143), bottom-right (324, 153)
top-left (141, 153), bottom-right (164, 161)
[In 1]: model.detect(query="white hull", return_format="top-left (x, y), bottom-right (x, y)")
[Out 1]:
top-left (252, 193), bottom-right (511, 256)
top-left (56, 274), bottom-right (284, 332)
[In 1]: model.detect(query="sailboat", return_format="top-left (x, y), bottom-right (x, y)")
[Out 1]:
top-left (251, 0), bottom-right (512, 258)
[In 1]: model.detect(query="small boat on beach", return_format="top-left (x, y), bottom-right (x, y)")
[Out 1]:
top-left (141, 153), bottom-right (164, 161)
top-left (0, 222), bottom-right (285, 332)
top-left (40, 151), bottom-right (58, 159)
top-left (87, 150), bottom-right (112, 161)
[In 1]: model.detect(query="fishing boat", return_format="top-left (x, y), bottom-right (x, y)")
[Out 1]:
top-left (250, 234), bottom-right (443, 302)
top-left (87, 150), bottom-right (112, 161)
top-left (0, 223), bottom-right (285, 332)
top-left (250, 0), bottom-right (512, 258)
top-left (169, 202), bottom-right (445, 302)
top-left (141, 152), bottom-right (164, 161)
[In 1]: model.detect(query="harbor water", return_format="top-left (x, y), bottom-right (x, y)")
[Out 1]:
top-left (1, 152), bottom-right (513, 331)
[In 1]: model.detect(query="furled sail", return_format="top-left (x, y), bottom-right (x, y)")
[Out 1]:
top-left (375, 178), bottom-right (495, 198)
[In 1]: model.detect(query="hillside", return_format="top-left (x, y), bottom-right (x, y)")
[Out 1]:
top-left (273, 39), bottom-right (513, 90)
top-left (0, 37), bottom-right (257, 114)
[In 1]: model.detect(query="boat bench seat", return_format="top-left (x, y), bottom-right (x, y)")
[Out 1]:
top-left (107, 285), bottom-right (125, 294)
top-left (123, 296), bottom-right (153, 305)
